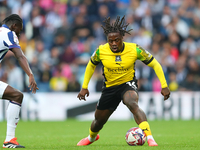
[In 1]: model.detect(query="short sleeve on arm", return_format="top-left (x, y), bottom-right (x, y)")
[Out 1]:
top-left (7, 31), bottom-right (21, 49)
top-left (136, 44), bottom-right (154, 65)
top-left (90, 48), bottom-right (101, 65)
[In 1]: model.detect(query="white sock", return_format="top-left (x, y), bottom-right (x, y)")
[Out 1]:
top-left (147, 135), bottom-right (155, 141)
top-left (5, 102), bottom-right (21, 142)
top-left (88, 135), bottom-right (96, 142)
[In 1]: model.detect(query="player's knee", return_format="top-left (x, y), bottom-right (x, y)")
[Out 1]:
top-left (126, 100), bottom-right (139, 111)
top-left (123, 93), bottom-right (139, 112)
top-left (123, 91), bottom-right (138, 108)
top-left (14, 91), bottom-right (24, 104)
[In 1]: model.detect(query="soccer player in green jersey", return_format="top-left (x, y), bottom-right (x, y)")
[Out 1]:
top-left (77, 16), bottom-right (170, 146)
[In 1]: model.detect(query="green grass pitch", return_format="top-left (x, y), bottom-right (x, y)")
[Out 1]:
top-left (0, 120), bottom-right (199, 150)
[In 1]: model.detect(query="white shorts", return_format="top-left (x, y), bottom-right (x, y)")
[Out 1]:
top-left (0, 81), bottom-right (8, 99)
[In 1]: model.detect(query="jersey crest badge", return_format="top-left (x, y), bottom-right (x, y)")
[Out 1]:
top-left (115, 56), bottom-right (122, 62)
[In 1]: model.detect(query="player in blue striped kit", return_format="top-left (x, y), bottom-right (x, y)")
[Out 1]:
top-left (0, 14), bottom-right (39, 148)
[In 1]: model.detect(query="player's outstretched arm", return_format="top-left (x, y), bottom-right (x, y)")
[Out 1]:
top-left (135, 44), bottom-right (170, 100)
top-left (77, 88), bottom-right (89, 101)
top-left (147, 58), bottom-right (170, 100)
top-left (77, 60), bottom-right (96, 101)
top-left (11, 47), bottom-right (39, 93)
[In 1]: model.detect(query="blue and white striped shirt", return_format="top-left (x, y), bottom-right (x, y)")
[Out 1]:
top-left (0, 24), bottom-right (21, 62)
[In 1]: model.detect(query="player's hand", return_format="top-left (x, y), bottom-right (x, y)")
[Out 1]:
top-left (28, 74), bottom-right (39, 93)
top-left (77, 88), bottom-right (89, 101)
top-left (161, 87), bottom-right (170, 100)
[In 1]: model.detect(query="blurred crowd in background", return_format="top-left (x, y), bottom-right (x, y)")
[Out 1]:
top-left (0, 0), bottom-right (200, 93)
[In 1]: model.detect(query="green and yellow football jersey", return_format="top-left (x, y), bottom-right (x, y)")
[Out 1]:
top-left (90, 42), bottom-right (154, 88)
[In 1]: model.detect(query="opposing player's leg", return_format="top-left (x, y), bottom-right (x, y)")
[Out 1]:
top-left (1, 83), bottom-right (25, 148)
top-left (123, 90), bottom-right (158, 146)
top-left (77, 109), bottom-right (113, 146)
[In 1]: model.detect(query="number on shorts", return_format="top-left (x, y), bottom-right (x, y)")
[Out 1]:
top-left (126, 81), bottom-right (137, 89)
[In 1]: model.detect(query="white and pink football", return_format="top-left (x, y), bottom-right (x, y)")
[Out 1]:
top-left (125, 127), bottom-right (146, 146)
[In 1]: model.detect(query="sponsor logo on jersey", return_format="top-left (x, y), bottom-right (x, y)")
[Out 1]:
top-left (115, 55), bottom-right (121, 62)
top-left (107, 67), bottom-right (128, 74)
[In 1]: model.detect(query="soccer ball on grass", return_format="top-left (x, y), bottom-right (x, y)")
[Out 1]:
top-left (125, 127), bottom-right (146, 146)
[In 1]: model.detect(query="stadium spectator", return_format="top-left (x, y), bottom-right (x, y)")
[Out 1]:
top-left (168, 71), bottom-right (179, 91)
top-left (179, 73), bottom-right (200, 91)
top-left (50, 65), bottom-right (68, 92)
top-left (175, 55), bottom-right (188, 84)
top-left (67, 73), bottom-right (81, 92)
top-left (189, 15), bottom-right (200, 41)
top-left (38, 61), bottom-right (51, 92)
top-left (34, 40), bottom-right (51, 72)
top-left (29, 6), bottom-right (44, 40)
top-left (180, 36), bottom-right (198, 56)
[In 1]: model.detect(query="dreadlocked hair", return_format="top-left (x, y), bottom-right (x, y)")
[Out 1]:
top-left (101, 15), bottom-right (132, 36)
top-left (2, 14), bottom-right (22, 26)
